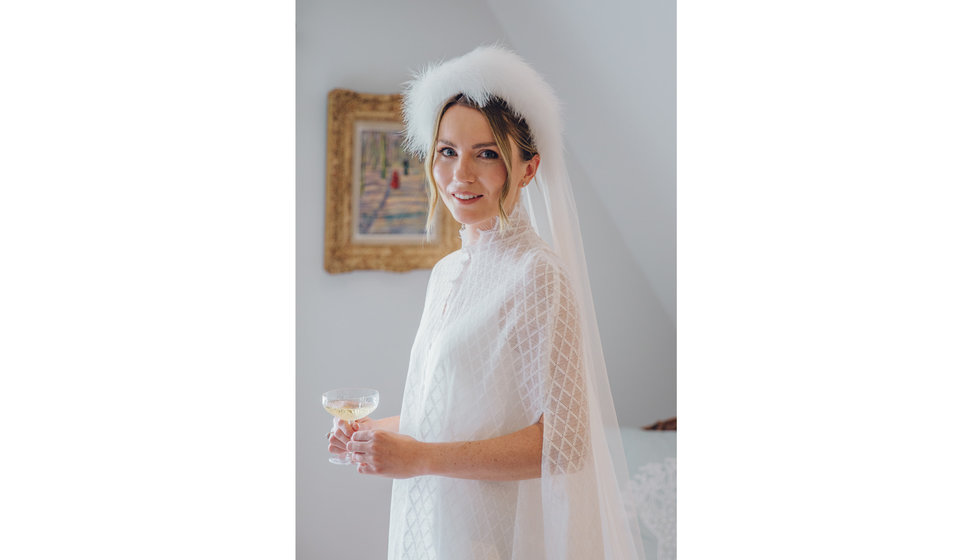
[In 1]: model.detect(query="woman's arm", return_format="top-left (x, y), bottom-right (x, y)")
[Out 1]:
top-left (348, 419), bottom-right (543, 481)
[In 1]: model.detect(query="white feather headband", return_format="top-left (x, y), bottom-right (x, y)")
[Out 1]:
top-left (401, 45), bottom-right (564, 167)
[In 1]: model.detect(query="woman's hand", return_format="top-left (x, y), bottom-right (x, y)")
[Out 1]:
top-left (348, 429), bottom-right (425, 479)
top-left (327, 417), bottom-right (362, 457)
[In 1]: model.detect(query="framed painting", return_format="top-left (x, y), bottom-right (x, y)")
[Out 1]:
top-left (324, 89), bottom-right (460, 273)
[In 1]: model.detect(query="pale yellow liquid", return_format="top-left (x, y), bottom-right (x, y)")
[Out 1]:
top-left (324, 399), bottom-right (377, 422)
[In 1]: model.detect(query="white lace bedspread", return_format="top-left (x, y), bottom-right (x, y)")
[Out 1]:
top-left (621, 428), bottom-right (677, 560)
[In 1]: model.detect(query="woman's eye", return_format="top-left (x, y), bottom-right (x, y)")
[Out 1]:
top-left (438, 147), bottom-right (457, 157)
top-left (478, 150), bottom-right (499, 159)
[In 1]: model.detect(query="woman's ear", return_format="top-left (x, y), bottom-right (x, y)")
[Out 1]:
top-left (520, 154), bottom-right (541, 187)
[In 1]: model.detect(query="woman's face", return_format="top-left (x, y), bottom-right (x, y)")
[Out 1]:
top-left (432, 105), bottom-right (535, 231)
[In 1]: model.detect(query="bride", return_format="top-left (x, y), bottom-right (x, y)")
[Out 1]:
top-left (329, 45), bottom-right (645, 560)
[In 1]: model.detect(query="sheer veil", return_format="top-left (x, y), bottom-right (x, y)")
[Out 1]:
top-left (402, 45), bottom-right (644, 559)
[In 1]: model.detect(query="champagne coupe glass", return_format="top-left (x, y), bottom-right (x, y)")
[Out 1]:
top-left (323, 388), bottom-right (379, 465)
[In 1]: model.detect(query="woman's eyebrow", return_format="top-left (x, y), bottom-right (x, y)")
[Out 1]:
top-left (436, 139), bottom-right (498, 149)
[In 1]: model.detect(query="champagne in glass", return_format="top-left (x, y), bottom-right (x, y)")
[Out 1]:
top-left (323, 388), bottom-right (379, 465)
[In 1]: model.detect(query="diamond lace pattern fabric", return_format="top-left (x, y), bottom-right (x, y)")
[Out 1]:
top-left (389, 203), bottom-right (605, 559)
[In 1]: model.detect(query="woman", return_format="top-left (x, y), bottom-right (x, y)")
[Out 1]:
top-left (329, 45), bottom-right (644, 559)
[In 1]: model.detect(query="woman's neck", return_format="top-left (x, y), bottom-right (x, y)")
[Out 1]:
top-left (460, 199), bottom-right (525, 247)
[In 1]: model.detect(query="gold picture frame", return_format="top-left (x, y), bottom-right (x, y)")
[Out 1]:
top-left (324, 89), bottom-right (460, 273)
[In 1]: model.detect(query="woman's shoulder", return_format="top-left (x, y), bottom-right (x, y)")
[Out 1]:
top-left (518, 244), bottom-right (575, 294)
top-left (520, 242), bottom-right (567, 273)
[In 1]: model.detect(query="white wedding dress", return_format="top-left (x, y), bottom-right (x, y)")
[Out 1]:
top-left (388, 201), bottom-right (628, 559)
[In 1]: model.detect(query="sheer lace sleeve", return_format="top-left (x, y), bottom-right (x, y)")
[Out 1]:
top-left (514, 252), bottom-right (591, 475)
top-left (511, 251), bottom-right (603, 559)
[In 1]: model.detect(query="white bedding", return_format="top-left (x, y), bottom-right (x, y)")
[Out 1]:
top-left (621, 428), bottom-right (677, 560)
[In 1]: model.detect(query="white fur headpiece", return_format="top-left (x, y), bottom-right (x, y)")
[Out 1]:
top-left (402, 45), bottom-right (564, 165)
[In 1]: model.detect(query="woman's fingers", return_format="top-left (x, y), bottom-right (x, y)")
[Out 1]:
top-left (327, 419), bottom-right (363, 456)
top-left (333, 418), bottom-right (357, 438)
top-left (347, 429), bottom-right (374, 454)
top-left (329, 419), bottom-right (360, 446)
top-left (348, 430), bottom-right (380, 468)
top-left (328, 429), bottom-right (347, 453)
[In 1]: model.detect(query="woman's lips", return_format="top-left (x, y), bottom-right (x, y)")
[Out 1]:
top-left (451, 192), bottom-right (484, 205)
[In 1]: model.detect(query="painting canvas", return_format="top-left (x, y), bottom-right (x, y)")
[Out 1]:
top-left (352, 122), bottom-right (428, 242)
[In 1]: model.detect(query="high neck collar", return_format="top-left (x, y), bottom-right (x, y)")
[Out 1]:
top-left (460, 200), bottom-right (534, 248)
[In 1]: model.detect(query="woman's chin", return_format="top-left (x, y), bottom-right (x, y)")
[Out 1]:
top-left (448, 210), bottom-right (486, 229)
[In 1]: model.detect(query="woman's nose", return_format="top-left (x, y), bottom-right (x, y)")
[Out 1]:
top-left (453, 157), bottom-right (475, 183)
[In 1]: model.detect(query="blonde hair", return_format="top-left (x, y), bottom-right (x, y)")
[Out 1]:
top-left (423, 94), bottom-right (538, 232)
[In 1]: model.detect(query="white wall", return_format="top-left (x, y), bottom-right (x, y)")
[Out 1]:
top-left (297, 1), bottom-right (674, 558)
